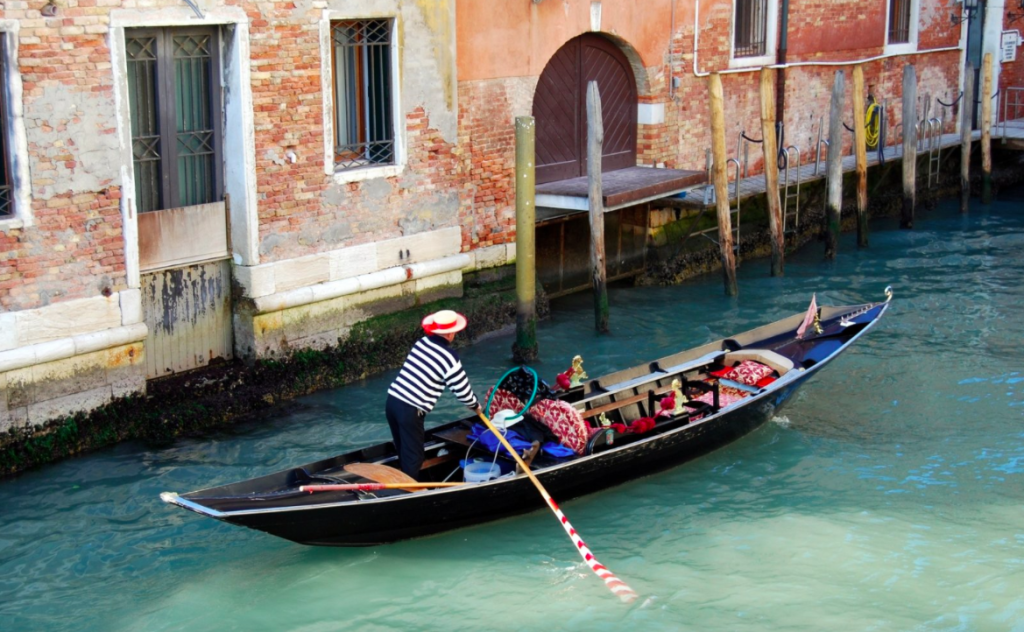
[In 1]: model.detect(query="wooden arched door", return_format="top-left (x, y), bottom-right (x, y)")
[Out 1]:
top-left (533, 34), bottom-right (638, 185)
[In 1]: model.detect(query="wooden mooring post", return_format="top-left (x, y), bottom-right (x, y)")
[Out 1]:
top-left (759, 68), bottom-right (784, 276)
top-left (961, 63), bottom-right (975, 213)
top-left (709, 73), bottom-right (738, 296)
top-left (586, 81), bottom-right (610, 333)
top-left (852, 65), bottom-right (869, 248)
top-left (901, 65), bottom-right (917, 229)
top-left (513, 116), bottom-right (538, 362)
top-left (981, 52), bottom-right (994, 205)
top-left (824, 70), bottom-right (845, 260)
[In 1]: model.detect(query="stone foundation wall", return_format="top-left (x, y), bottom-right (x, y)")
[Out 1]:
top-left (0, 338), bottom-right (145, 434)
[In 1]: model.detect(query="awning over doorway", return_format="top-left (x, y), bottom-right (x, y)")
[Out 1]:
top-left (535, 166), bottom-right (707, 224)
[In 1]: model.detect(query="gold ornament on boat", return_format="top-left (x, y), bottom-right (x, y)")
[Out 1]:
top-left (671, 378), bottom-right (687, 414)
top-left (812, 311), bottom-right (823, 335)
top-left (598, 412), bottom-right (611, 427)
top-left (570, 355), bottom-right (588, 387)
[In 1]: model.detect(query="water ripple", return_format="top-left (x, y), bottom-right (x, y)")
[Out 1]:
top-left (2, 195), bottom-right (1024, 630)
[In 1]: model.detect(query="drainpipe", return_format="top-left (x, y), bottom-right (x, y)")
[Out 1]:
top-left (775, 0), bottom-right (790, 142)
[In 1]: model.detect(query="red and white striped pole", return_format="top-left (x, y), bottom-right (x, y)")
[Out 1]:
top-left (477, 411), bottom-right (638, 604)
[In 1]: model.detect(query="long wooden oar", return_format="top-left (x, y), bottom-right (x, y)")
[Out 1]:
top-left (475, 410), bottom-right (639, 604)
top-left (300, 482), bottom-right (462, 493)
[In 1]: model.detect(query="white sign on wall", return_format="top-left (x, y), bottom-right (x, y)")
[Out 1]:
top-left (1001, 31), bottom-right (1021, 63)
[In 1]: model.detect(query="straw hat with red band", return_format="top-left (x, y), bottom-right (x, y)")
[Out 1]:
top-left (421, 310), bottom-right (468, 335)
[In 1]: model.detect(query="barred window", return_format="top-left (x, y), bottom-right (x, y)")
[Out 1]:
top-left (126, 28), bottom-right (222, 213)
top-left (888, 0), bottom-right (912, 44)
top-left (0, 40), bottom-right (12, 219)
top-left (734, 0), bottom-right (769, 58)
top-left (331, 19), bottom-right (395, 171)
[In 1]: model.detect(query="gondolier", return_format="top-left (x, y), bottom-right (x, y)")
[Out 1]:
top-left (386, 310), bottom-right (482, 479)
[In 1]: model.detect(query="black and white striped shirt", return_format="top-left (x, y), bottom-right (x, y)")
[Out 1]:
top-left (388, 335), bottom-right (479, 413)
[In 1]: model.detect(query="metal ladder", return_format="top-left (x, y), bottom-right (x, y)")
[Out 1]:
top-left (925, 117), bottom-right (942, 187)
top-left (701, 145), bottom-right (743, 265)
top-left (781, 144), bottom-right (801, 234)
top-left (814, 116), bottom-right (830, 176)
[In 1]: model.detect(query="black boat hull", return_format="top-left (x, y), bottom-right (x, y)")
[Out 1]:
top-left (163, 296), bottom-right (889, 546)
top-left (220, 372), bottom-right (803, 545)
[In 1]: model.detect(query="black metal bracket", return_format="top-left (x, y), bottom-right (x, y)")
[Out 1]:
top-left (951, 3), bottom-right (979, 25)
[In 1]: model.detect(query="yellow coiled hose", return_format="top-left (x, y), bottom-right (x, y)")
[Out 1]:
top-left (865, 102), bottom-right (881, 149)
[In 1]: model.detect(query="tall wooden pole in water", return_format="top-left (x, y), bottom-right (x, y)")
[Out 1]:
top-left (513, 116), bottom-right (539, 362)
top-left (960, 64), bottom-right (975, 213)
top-left (852, 65), bottom-right (869, 248)
top-left (981, 53), bottom-right (994, 204)
top-left (824, 70), bottom-right (845, 260)
top-left (586, 82), bottom-right (610, 333)
top-left (709, 73), bottom-right (738, 296)
top-left (760, 68), bottom-right (784, 276)
top-left (901, 65), bottom-right (917, 229)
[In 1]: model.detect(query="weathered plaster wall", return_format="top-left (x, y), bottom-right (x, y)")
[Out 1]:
top-left (250, 0), bottom-right (464, 264)
top-left (0, 2), bottom-right (125, 313)
top-left (456, 0), bottom-right (684, 80)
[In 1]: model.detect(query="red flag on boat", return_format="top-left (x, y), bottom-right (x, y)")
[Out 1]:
top-left (796, 293), bottom-right (818, 339)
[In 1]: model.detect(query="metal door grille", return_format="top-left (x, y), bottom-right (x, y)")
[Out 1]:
top-left (331, 19), bottom-right (395, 170)
top-left (888, 0), bottom-right (911, 44)
top-left (174, 34), bottom-right (216, 207)
top-left (126, 27), bottom-right (221, 213)
top-left (734, 0), bottom-right (768, 58)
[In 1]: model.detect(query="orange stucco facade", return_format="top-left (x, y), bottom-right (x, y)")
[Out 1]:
top-left (457, 0), bottom-right (682, 81)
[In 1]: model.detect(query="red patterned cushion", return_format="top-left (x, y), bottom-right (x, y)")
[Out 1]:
top-left (694, 388), bottom-right (748, 408)
top-left (484, 388), bottom-right (524, 418)
top-left (528, 399), bottom-right (590, 455)
top-left (755, 375), bottom-right (776, 388)
top-left (724, 360), bottom-right (774, 386)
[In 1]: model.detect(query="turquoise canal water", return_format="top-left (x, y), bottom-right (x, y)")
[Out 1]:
top-left (2, 192), bottom-right (1024, 631)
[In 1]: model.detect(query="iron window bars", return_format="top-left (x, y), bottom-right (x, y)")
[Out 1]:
top-left (126, 28), bottom-right (222, 213)
top-left (331, 19), bottom-right (395, 171)
top-left (734, 0), bottom-right (769, 58)
top-left (888, 0), bottom-right (912, 44)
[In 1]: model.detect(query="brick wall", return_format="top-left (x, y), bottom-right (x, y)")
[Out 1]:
top-left (1, 2), bottom-right (126, 312)
top-left (456, 78), bottom-right (526, 251)
top-left (246, 1), bottom-right (465, 264)
top-left (998, 10), bottom-right (1024, 122)
top-left (0, 0), bottom-right (974, 312)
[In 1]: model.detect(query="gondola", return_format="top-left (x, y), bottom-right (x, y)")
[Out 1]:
top-left (161, 288), bottom-right (892, 546)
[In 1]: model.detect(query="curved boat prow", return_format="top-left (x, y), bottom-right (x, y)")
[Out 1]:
top-left (161, 491), bottom-right (226, 519)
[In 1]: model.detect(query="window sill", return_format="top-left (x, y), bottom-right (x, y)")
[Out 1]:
top-left (729, 53), bottom-right (776, 69)
top-left (329, 163), bottom-right (404, 184)
top-left (884, 42), bottom-right (918, 56)
top-left (0, 217), bottom-right (24, 232)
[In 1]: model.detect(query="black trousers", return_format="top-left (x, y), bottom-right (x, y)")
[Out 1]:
top-left (385, 395), bottom-right (426, 480)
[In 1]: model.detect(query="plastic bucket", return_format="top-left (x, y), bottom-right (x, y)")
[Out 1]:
top-left (463, 460), bottom-right (501, 483)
